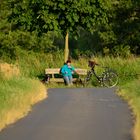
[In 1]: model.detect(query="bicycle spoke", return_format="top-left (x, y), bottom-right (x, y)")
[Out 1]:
top-left (103, 71), bottom-right (118, 88)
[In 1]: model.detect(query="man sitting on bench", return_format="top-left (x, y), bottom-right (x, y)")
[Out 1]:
top-left (60, 60), bottom-right (76, 86)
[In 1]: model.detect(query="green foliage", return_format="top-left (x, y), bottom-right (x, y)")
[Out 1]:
top-left (0, 30), bottom-right (56, 61)
top-left (0, 0), bottom-right (140, 60)
top-left (112, 45), bottom-right (131, 57)
top-left (7, 0), bottom-right (109, 36)
top-left (96, 0), bottom-right (140, 55)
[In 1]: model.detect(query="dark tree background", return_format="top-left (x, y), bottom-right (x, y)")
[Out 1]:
top-left (0, 0), bottom-right (140, 60)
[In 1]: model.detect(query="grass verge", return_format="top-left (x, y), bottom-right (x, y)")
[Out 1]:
top-left (0, 62), bottom-right (47, 131)
top-left (118, 78), bottom-right (140, 140)
top-left (0, 77), bottom-right (47, 131)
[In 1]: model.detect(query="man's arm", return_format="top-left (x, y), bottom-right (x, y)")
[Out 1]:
top-left (61, 65), bottom-right (68, 75)
top-left (71, 66), bottom-right (79, 75)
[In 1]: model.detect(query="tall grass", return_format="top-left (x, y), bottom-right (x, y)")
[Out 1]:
top-left (16, 50), bottom-right (64, 78)
top-left (73, 56), bottom-right (140, 87)
top-left (118, 79), bottom-right (140, 140)
top-left (0, 62), bottom-right (46, 131)
top-left (96, 56), bottom-right (140, 84)
top-left (0, 62), bottom-right (20, 79)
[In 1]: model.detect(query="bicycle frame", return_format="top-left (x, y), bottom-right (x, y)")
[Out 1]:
top-left (85, 64), bottom-right (103, 85)
top-left (84, 64), bottom-right (118, 87)
top-left (90, 67), bottom-right (102, 82)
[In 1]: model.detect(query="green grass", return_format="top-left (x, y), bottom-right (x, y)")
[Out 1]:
top-left (44, 56), bottom-right (140, 88)
top-left (96, 56), bottom-right (140, 84)
top-left (14, 50), bottom-right (140, 85)
top-left (17, 50), bottom-right (65, 78)
top-left (0, 75), bottom-right (46, 131)
top-left (118, 79), bottom-right (140, 140)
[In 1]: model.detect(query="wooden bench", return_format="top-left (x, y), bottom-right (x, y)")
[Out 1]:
top-left (45, 68), bottom-right (87, 83)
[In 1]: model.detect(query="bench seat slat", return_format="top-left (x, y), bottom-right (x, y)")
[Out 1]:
top-left (45, 68), bottom-right (61, 74)
top-left (45, 68), bottom-right (87, 75)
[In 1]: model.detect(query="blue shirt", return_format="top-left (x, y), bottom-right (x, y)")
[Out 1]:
top-left (61, 64), bottom-right (75, 77)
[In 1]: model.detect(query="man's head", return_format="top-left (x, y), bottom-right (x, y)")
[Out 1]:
top-left (66, 60), bottom-right (71, 66)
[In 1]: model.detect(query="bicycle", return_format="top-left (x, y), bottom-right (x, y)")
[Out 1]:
top-left (83, 60), bottom-right (119, 88)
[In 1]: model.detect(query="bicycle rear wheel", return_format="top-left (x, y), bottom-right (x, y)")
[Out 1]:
top-left (102, 71), bottom-right (118, 88)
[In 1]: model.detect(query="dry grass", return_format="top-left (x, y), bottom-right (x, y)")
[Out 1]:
top-left (135, 117), bottom-right (140, 140)
top-left (0, 79), bottom-right (47, 131)
top-left (118, 78), bottom-right (140, 140)
top-left (0, 62), bottom-right (47, 131)
top-left (0, 63), bottom-right (20, 79)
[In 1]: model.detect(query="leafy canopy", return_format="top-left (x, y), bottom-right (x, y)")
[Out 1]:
top-left (8, 0), bottom-right (109, 36)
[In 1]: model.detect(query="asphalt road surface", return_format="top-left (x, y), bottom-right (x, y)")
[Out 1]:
top-left (0, 88), bottom-right (133, 140)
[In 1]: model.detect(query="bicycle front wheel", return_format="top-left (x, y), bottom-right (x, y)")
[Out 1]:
top-left (102, 71), bottom-right (118, 88)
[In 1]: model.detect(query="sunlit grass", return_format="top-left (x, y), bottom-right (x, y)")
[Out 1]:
top-left (0, 62), bottom-right (20, 79)
top-left (43, 55), bottom-right (140, 88)
top-left (95, 56), bottom-right (140, 84)
top-left (0, 62), bottom-right (47, 131)
top-left (0, 77), bottom-right (47, 131)
top-left (118, 78), bottom-right (140, 140)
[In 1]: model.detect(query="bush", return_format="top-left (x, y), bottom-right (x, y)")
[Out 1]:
top-left (0, 31), bottom-right (55, 61)
top-left (112, 45), bottom-right (131, 57)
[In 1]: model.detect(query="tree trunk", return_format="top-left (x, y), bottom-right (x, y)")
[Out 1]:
top-left (64, 32), bottom-right (69, 62)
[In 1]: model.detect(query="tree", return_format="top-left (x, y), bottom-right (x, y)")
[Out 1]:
top-left (8, 0), bottom-right (110, 61)
top-left (96, 0), bottom-right (140, 56)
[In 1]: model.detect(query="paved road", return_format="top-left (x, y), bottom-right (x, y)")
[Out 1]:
top-left (0, 88), bottom-right (133, 140)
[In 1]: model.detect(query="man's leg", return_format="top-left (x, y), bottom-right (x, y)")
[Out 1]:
top-left (63, 76), bottom-right (70, 85)
top-left (68, 76), bottom-right (73, 85)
